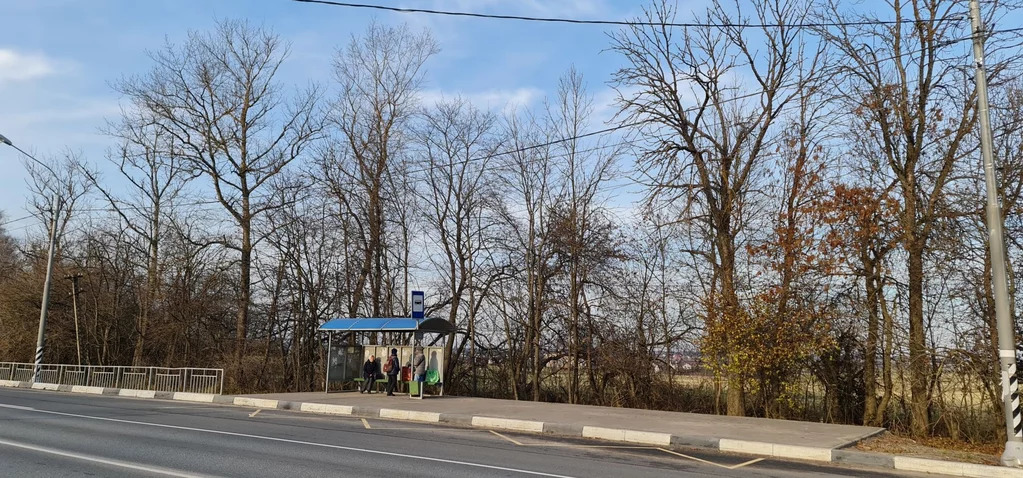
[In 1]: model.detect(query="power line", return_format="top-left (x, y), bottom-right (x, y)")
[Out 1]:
top-left (293, 0), bottom-right (966, 28)
top-left (0, 214), bottom-right (34, 227)
top-left (402, 32), bottom-right (977, 178)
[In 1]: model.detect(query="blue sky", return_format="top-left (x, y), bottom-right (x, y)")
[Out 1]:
top-left (2, 0), bottom-right (1006, 237)
top-left (0, 0), bottom-right (661, 234)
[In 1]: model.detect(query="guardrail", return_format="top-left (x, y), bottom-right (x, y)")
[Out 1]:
top-left (0, 362), bottom-right (224, 395)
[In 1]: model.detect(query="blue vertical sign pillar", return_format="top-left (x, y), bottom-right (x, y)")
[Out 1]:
top-left (411, 291), bottom-right (425, 319)
top-left (411, 291), bottom-right (425, 345)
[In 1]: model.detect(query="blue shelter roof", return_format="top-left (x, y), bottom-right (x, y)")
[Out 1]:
top-left (318, 317), bottom-right (455, 333)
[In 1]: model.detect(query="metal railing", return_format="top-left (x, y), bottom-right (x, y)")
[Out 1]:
top-left (0, 362), bottom-right (224, 395)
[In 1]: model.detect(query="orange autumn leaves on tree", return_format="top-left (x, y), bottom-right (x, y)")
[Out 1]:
top-left (703, 135), bottom-right (838, 416)
top-left (820, 185), bottom-right (899, 262)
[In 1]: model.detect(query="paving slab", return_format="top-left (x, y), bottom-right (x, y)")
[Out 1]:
top-left (237, 391), bottom-right (883, 449)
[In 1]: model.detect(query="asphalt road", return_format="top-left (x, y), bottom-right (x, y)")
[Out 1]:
top-left (0, 387), bottom-right (928, 478)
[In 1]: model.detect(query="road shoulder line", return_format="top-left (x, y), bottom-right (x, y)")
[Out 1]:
top-left (6, 383), bottom-right (1022, 477)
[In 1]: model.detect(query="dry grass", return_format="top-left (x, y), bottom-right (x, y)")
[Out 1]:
top-left (856, 432), bottom-right (1002, 465)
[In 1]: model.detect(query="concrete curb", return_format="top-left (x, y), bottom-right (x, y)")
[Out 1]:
top-left (2, 380), bottom-right (1021, 477)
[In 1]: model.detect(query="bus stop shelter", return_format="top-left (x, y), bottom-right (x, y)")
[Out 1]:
top-left (320, 317), bottom-right (454, 395)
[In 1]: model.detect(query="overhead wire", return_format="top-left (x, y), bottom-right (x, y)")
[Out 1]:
top-left (292, 0), bottom-right (967, 28)
top-left (294, 1), bottom-right (1023, 180)
top-left (403, 29), bottom-right (982, 178)
top-left (9, 8), bottom-right (1013, 227)
top-left (0, 214), bottom-right (34, 227)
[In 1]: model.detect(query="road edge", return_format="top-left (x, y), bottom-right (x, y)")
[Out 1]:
top-left (1, 380), bottom-right (1019, 477)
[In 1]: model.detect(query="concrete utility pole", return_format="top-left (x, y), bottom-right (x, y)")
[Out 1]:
top-left (66, 273), bottom-right (83, 366)
top-left (0, 133), bottom-right (61, 384)
top-left (968, 0), bottom-right (1023, 466)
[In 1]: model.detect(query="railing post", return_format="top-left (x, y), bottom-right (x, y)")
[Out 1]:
top-left (147, 367), bottom-right (153, 391)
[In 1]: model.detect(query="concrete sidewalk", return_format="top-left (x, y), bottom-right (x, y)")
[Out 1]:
top-left (234, 390), bottom-right (1020, 477)
top-left (241, 391), bottom-right (878, 452)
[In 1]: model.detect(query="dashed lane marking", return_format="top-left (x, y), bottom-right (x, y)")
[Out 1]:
top-left (0, 403), bottom-right (578, 478)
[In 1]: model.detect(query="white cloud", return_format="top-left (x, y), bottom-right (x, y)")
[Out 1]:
top-left (0, 49), bottom-right (59, 84)
top-left (419, 87), bottom-right (544, 114)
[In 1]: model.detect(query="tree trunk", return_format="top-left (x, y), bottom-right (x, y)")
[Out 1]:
top-left (863, 253), bottom-right (880, 425)
top-left (233, 215), bottom-right (252, 389)
top-left (907, 239), bottom-right (930, 436)
top-left (719, 223), bottom-right (744, 416)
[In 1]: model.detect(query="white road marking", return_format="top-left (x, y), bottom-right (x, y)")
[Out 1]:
top-left (361, 418), bottom-right (371, 429)
top-left (487, 430), bottom-right (765, 470)
top-left (0, 403), bottom-right (577, 478)
top-left (0, 437), bottom-right (211, 478)
top-left (657, 448), bottom-right (765, 470)
top-left (489, 431), bottom-right (650, 449)
top-left (249, 409), bottom-right (261, 418)
top-left (491, 430), bottom-right (524, 445)
top-left (0, 404), bottom-right (35, 411)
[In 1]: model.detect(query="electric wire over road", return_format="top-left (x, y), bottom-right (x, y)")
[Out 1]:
top-left (292, 0), bottom-right (966, 28)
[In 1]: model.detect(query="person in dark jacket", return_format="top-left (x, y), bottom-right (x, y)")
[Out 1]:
top-left (411, 348), bottom-right (426, 399)
top-left (360, 355), bottom-right (376, 394)
top-left (385, 348), bottom-right (400, 396)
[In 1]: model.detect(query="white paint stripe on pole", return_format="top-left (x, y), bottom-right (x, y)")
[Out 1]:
top-left (0, 437), bottom-right (208, 478)
top-left (1002, 350), bottom-right (1017, 358)
top-left (0, 404), bottom-right (578, 478)
top-left (1011, 361), bottom-right (1022, 437)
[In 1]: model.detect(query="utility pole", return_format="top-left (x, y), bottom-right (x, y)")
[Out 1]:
top-left (0, 133), bottom-right (62, 384)
top-left (66, 273), bottom-right (83, 366)
top-left (34, 197), bottom-right (59, 381)
top-left (969, 0), bottom-right (1023, 466)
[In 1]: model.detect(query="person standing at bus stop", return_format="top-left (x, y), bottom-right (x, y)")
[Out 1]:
top-left (411, 348), bottom-right (426, 399)
top-left (385, 348), bottom-right (400, 396)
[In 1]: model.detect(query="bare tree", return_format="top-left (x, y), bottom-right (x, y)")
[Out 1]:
top-left (610, 0), bottom-right (822, 416)
top-left (818, 0), bottom-right (983, 435)
top-left (116, 19), bottom-right (322, 387)
top-left (546, 68), bottom-right (620, 403)
top-left (84, 106), bottom-right (196, 365)
top-left (323, 22), bottom-right (437, 319)
top-left (416, 97), bottom-right (503, 384)
top-left (26, 151), bottom-right (92, 246)
top-left (494, 112), bottom-right (565, 401)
